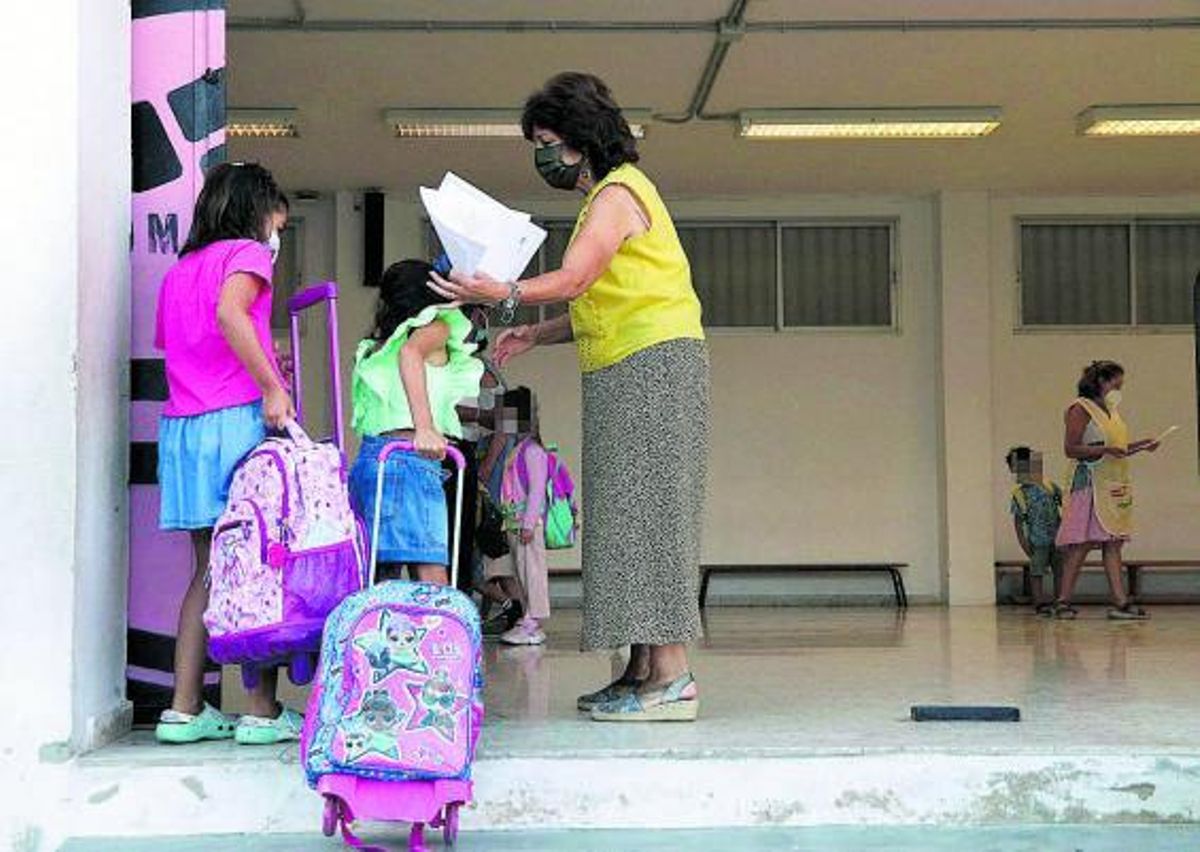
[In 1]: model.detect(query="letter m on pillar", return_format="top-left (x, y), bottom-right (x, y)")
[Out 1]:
top-left (148, 213), bottom-right (179, 255)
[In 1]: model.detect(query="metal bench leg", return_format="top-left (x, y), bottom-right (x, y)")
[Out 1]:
top-left (889, 569), bottom-right (909, 609)
top-left (1022, 567), bottom-right (1032, 602)
top-left (698, 569), bottom-right (712, 609)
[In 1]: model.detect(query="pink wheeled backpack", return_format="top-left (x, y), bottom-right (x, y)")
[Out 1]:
top-left (301, 442), bottom-right (484, 852)
top-left (202, 283), bottom-right (367, 687)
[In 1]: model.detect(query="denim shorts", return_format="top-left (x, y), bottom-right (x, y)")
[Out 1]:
top-left (158, 401), bottom-right (266, 531)
top-left (349, 435), bottom-right (449, 566)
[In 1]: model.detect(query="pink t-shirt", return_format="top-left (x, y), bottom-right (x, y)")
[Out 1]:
top-left (155, 239), bottom-right (278, 417)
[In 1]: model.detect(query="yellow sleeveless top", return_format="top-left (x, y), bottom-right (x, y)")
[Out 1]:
top-left (1069, 397), bottom-right (1133, 536)
top-left (567, 164), bottom-right (704, 373)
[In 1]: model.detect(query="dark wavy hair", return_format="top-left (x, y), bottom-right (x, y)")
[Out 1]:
top-left (180, 162), bottom-right (282, 257)
top-left (369, 259), bottom-right (470, 343)
top-left (521, 72), bottom-right (639, 181)
top-left (1077, 360), bottom-right (1124, 400)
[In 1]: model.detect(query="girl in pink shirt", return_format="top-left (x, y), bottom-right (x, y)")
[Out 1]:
top-left (154, 163), bottom-right (300, 746)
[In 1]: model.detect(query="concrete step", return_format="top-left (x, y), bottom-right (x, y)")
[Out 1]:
top-left (59, 825), bottom-right (1200, 852)
top-left (62, 735), bottom-right (1200, 843)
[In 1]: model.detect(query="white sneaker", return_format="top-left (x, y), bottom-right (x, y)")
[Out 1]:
top-left (500, 618), bottom-right (546, 646)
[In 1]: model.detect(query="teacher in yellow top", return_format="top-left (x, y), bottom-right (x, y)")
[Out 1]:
top-left (430, 72), bottom-right (709, 723)
top-left (1052, 360), bottom-right (1159, 621)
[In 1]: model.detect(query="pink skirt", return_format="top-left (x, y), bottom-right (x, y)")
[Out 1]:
top-left (1056, 486), bottom-right (1128, 547)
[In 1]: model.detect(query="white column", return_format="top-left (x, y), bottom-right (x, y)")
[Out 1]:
top-left (936, 191), bottom-right (997, 605)
top-left (74, 0), bottom-right (134, 752)
top-left (0, 0), bottom-right (130, 843)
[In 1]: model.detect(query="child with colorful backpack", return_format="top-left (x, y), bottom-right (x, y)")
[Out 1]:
top-left (1006, 445), bottom-right (1064, 613)
top-left (498, 387), bottom-right (579, 645)
top-left (153, 162), bottom-right (303, 745)
top-left (348, 259), bottom-right (484, 586)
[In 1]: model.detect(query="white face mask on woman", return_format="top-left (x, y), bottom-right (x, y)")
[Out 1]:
top-left (267, 230), bottom-right (281, 264)
top-left (1104, 389), bottom-right (1123, 409)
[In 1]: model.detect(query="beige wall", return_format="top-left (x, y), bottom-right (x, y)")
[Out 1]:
top-left (289, 190), bottom-right (946, 602)
top-left (989, 195), bottom-right (1200, 563)
top-left (278, 186), bottom-right (1200, 605)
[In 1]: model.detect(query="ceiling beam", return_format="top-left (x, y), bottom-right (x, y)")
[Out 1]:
top-left (228, 16), bottom-right (1200, 34)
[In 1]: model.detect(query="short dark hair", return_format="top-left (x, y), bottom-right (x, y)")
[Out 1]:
top-left (369, 259), bottom-right (468, 342)
top-left (1006, 446), bottom-right (1032, 471)
top-left (180, 162), bottom-right (282, 257)
top-left (502, 386), bottom-right (534, 422)
top-left (1077, 360), bottom-right (1124, 400)
top-left (521, 72), bottom-right (639, 181)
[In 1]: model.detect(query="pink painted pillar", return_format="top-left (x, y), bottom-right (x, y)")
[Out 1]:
top-left (128, 0), bottom-right (226, 723)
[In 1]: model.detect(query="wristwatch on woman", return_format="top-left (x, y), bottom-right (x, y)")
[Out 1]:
top-left (499, 280), bottom-right (522, 323)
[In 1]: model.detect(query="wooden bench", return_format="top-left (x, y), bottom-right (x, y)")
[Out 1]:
top-left (995, 559), bottom-right (1200, 600)
top-left (550, 563), bottom-right (909, 609)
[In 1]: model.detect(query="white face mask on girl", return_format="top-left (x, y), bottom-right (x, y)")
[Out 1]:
top-left (267, 230), bottom-right (281, 264)
top-left (1104, 389), bottom-right (1123, 409)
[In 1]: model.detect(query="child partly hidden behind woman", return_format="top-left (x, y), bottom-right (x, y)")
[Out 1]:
top-left (496, 387), bottom-right (553, 646)
top-left (349, 259), bottom-right (484, 585)
top-left (154, 163), bottom-right (301, 745)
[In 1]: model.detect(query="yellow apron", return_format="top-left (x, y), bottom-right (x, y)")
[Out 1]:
top-left (1069, 396), bottom-right (1133, 537)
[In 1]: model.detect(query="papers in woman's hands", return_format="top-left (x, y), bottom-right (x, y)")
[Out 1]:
top-left (420, 173), bottom-right (546, 282)
top-left (1154, 425), bottom-right (1179, 443)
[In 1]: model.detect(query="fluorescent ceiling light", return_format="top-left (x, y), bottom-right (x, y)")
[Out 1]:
top-left (385, 109), bottom-right (648, 139)
top-left (739, 108), bottom-right (1001, 140)
top-left (227, 108), bottom-right (299, 138)
top-left (1078, 104), bottom-right (1200, 137)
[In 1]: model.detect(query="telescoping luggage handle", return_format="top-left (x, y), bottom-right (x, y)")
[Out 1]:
top-left (287, 282), bottom-right (346, 451)
top-left (369, 441), bottom-right (468, 588)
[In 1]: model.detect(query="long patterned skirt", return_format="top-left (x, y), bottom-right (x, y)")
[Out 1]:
top-left (579, 338), bottom-right (710, 651)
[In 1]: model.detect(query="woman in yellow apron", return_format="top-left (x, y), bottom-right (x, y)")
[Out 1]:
top-left (1053, 361), bottom-right (1159, 620)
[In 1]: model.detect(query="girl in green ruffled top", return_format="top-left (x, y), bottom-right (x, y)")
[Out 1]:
top-left (348, 259), bottom-right (484, 585)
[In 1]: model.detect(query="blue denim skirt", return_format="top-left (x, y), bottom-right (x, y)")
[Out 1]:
top-left (158, 401), bottom-right (266, 531)
top-left (349, 435), bottom-right (449, 566)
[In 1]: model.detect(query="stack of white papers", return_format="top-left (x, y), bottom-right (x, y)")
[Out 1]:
top-left (420, 172), bottom-right (547, 282)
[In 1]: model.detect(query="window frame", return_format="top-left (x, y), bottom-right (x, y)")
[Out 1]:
top-left (425, 214), bottom-right (901, 333)
top-left (1015, 215), bottom-right (1200, 334)
top-left (775, 218), bottom-right (900, 335)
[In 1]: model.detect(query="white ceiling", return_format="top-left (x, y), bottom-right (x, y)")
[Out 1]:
top-left (226, 1), bottom-right (1200, 198)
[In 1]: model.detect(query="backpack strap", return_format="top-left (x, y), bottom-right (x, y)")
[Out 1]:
top-left (1011, 485), bottom-right (1028, 515)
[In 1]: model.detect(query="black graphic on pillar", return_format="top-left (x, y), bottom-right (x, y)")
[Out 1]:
top-left (132, 0), bottom-right (225, 19)
top-left (148, 213), bottom-right (179, 254)
top-left (132, 101), bottom-right (183, 193)
top-left (168, 68), bottom-right (226, 143)
top-left (200, 144), bottom-right (228, 174)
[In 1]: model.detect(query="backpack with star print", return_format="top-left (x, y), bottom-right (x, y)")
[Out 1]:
top-left (301, 580), bottom-right (484, 849)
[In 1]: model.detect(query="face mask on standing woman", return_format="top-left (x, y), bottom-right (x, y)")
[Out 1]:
top-left (534, 144), bottom-right (584, 191)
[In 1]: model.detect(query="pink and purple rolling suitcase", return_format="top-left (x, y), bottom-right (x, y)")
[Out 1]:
top-left (203, 282), bottom-right (368, 688)
top-left (301, 442), bottom-right (484, 852)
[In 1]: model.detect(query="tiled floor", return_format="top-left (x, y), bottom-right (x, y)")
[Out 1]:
top-left (207, 604), bottom-right (1200, 757)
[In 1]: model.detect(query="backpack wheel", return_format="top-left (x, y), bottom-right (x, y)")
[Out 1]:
top-left (408, 822), bottom-right (429, 852)
top-left (442, 804), bottom-right (460, 845)
top-left (240, 663), bottom-right (260, 691)
top-left (321, 796), bottom-right (338, 837)
top-left (289, 652), bottom-right (315, 685)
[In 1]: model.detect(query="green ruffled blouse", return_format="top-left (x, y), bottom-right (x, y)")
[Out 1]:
top-left (351, 306), bottom-right (484, 438)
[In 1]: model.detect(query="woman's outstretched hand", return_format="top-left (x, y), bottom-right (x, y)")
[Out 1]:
top-left (428, 270), bottom-right (508, 306)
top-left (493, 325), bottom-right (538, 367)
